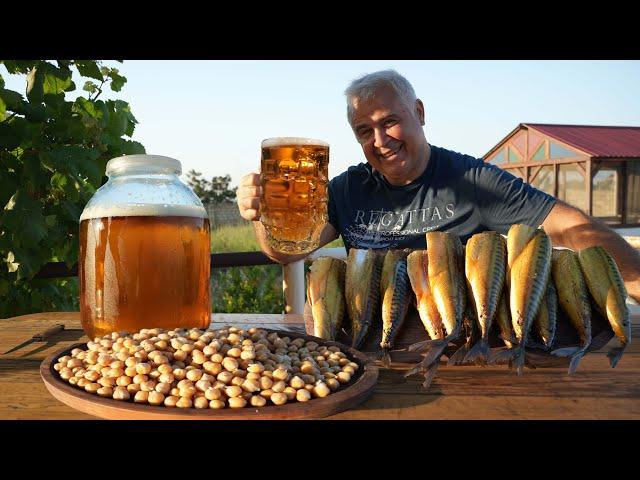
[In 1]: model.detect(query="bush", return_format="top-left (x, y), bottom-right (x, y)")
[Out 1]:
top-left (0, 60), bottom-right (144, 318)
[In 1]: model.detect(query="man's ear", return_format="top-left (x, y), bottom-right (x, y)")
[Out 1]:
top-left (416, 99), bottom-right (425, 126)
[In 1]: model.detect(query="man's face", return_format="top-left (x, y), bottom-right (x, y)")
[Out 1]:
top-left (351, 86), bottom-right (428, 186)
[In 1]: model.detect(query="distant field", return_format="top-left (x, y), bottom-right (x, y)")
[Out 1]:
top-left (211, 223), bottom-right (344, 253)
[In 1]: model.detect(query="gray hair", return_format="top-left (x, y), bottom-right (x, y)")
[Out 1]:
top-left (344, 69), bottom-right (418, 128)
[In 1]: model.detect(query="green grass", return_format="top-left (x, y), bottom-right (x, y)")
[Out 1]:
top-left (210, 223), bottom-right (344, 313)
top-left (210, 222), bottom-right (344, 253)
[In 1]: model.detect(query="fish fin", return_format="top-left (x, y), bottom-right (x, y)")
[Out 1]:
top-left (416, 342), bottom-right (449, 368)
top-left (378, 349), bottom-right (392, 369)
top-left (488, 347), bottom-right (516, 365)
top-left (567, 351), bottom-right (586, 375)
top-left (421, 362), bottom-right (440, 390)
top-left (512, 348), bottom-right (526, 376)
top-left (407, 338), bottom-right (436, 353)
top-left (607, 344), bottom-right (628, 368)
top-left (551, 346), bottom-right (582, 357)
top-left (404, 363), bottom-right (425, 378)
top-left (447, 344), bottom-right (469, 365)
top-left (463, 339), bottom-right (490, 365)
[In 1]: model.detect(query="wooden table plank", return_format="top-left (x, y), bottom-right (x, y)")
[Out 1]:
top-left (1, 311), bottom-right (639, 419)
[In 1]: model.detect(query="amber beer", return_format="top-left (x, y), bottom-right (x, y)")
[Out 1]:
top-left (260, 137), bottom-right (329, 254)
top-left (79, 206), bottom-right (211, 339)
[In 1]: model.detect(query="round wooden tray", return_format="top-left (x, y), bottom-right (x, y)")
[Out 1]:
top-left (40, 329), bottom-right (379, 420)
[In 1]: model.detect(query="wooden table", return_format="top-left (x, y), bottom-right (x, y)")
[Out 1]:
top-left (1, 311), bottom-right (639, 419)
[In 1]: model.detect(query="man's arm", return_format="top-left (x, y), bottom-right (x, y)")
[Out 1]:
top-left (542, 200), bottom-right (640, 303)
top-left (253, 221), bottom-right (339, 264)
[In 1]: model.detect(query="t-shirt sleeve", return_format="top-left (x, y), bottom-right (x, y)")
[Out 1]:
top-left (327, 178), bottom-right (340, 231)
top-left (473, 161), bottom-right (556, 233)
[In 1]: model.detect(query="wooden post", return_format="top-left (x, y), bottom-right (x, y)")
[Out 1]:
top-left (282, 247), bottom-right (347, 314)
top-left (283, 260), bottom-right (305, 314)
top-left (586, 159), bottom-right (593, 216)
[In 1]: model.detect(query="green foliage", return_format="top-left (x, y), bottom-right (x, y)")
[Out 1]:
top-left (186, 170), bottom-right (237, 204)
top-left (0, 60), bottom-right (144, 318)
top-left (212, 266), bottom-right (283, 314)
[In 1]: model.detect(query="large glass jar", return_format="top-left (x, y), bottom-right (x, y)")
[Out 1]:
top-left (79, 155), bottom-right (211, 339)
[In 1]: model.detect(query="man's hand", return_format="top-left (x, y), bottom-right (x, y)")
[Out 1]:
top-left (542, 200), bottom-right (640, 303)
top-left (237, 172), bottom-right (261, 221)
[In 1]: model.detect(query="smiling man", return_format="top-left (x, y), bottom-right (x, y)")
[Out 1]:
top-left (237, 69), bottom-right (640, 302)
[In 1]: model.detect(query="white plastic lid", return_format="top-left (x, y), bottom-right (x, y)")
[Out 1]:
top-left (106, 155), bottom-right (182, 175)
top-left (261, 137), bottom-right (329, 148)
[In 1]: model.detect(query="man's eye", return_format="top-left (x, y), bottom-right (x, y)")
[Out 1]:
top-left (384, 119), bottom-right (397, 128)
top-left (357, 129), bottom-right (372, 138)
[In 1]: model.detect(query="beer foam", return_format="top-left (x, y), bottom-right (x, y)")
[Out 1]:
top-left (80, 203), bottom-right (208, 221)
top-left (262, 137), bottom-right (329, 148)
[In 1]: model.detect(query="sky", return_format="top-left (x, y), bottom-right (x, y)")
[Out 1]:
top-left (3, 60), bottom-right (640, 188)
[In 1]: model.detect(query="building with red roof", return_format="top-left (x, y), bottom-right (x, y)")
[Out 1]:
top-left (483, 123), bottom-right (640, 227)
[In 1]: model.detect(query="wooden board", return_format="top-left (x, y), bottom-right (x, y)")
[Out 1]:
top-left (304, 302), bottom-right (616, 369)
top-left (40, 328), bottom-right (378, 420)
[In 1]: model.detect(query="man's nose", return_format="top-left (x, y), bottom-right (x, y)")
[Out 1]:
top-left (373, 128), bottom-right (388, 149)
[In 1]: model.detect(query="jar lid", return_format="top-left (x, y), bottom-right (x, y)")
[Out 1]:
top-left (106, 155), bottom-right (182, 175)
top-left (262, 137), bottom-right (329, 148)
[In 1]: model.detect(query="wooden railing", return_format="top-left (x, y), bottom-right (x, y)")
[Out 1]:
top-left (33, 247), bottom-right (347, 315)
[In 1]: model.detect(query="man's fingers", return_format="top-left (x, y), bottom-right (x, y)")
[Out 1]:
top-left (237, 185), bottom-right (261, 198)
top-left (239, 196), bottom-right (260, 212)
top-left (239, 172), bottom-right (261, 187)
top-left (241, 209), bottom-right (260, 221)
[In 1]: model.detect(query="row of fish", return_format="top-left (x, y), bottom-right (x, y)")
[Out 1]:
top-left (306, 225), bottom-right (631, 389)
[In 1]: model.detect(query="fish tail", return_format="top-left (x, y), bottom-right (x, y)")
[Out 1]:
top-left (447, 343), bottom-right (469, 365)
top-left (421, 342), bottom-right (448, 368)
top-left (407, 338), bottom-right (438, 353)
top-left (421, 362), bottom-right (440, 390)
top-left (463, 338), bottom-right (490, 365)
top-left (378, 348), bottom-right (392, 369)
top-left (511, 346), bottom-right (526, 375)
top-left (567, 351), bottom-right (586, 375)
top-left (608, 344), bottom-right (628, 368)
top-left (488, 346), bottom-right (517, 365)
top-left (551, 346), bottom-right (582, 357)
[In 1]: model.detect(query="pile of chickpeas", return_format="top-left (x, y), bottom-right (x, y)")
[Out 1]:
top-left (53, 327), bottom-right (359, 409)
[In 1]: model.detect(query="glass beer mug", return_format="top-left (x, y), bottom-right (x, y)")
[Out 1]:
top-left (79, 155), bottom-right (211, 339)
top-left (260, 137), bottom-right (329, 254)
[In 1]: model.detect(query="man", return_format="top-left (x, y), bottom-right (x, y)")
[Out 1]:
top-left (237, 69), bottom-right (640, 303)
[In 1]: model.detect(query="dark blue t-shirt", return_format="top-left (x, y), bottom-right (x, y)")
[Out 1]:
top-left (327, 144), bottom-right (556, 251)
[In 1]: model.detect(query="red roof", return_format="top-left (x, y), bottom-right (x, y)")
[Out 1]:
top-left (524, 123), bottom-right (640, 158)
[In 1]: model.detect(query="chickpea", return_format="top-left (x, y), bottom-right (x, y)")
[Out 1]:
top-left (140, 380), bottom-right (157, 392)
top-left (202, 345), bottom-right (217, 356)
top-left (283, 387), bottom-right (297, 401)
top-left (68, 377), bottom-right (79, 386)
top-left (222, 357), bottom-right (239, 372)
top-left (191, 351), bottom-right (206, 365)
top-left (259, 376), bottom-right (273, 390)
top-left (217, 371), bottom-right (234, 385)
top-left (172, 350), bottom-right (187, 362)
top-left (204, 388), bottom-right (223, 401)
top-left (250, 395), bottom-right (267, 407)
top-left (210, 353), bottom-right (223, 364)
top-left (155, 382), bottom-right (172, 395)
top-left (134, 391), bottom-right (149, 403)
top-left (99, 377), bottom-right (116, 388)
top-left (54, 363), bottom-right (64, 372)
top-left (125, 366), bottom-right (138, 377)
top-left (246, 372), bottom-right (261, 381)
top-left (127, 383), bottom-right (141, 394)
top-left (196, 379), bottom-right (212, 392)
top-left (272, 368), bottom-right (289, 382)
top-left (270, 392), bottom-right (287, 406)
top-left (172, 368), bottom-right (186, 381)
top-left (113, 386), bottom-right (130, 401)
top-left (158, 372), bottom-right (174, 384)
top-left (342, 365), bottom-right (356, 376)
top-left (164, 396), bottom-right (179, 408)
top-left (240, 350), bottom-right (255, 361)
top-left (225, 385), bottom-right (243, 398)
top-left (271, 381), bottom-right (286, 393)
top-left (170, 387), bottom-right (181, 397)
top-left (228, 397), bottom-right (247, 408)
top-left (241, 379), bottom-right (261, 393)
top-left (289, 376), bottom-right (305, 389)
top-left (176, 397), bottom-right (193, 409)
top-left (209, 399), bottom-right (225, 409)
top-left (326, 378), bottom-right (340, 391)
top-left (116, 375), bottom-right (132, 387)
top-left (247, 363), bottom-right (265, 374)
top-left (336, 372), bottom-right (352, 384)
top-left (147, 391), bottom-right (165, 406)
top-left (193, 396), bottom-right (209, 409)
top-left (136, 363), bottom-right (151, 375)
top-left (186, 369), bottom-right (204, 382)
top-left (260, 389), bottom-right (273, 399)
top-left (179, 386), bottom-right (197, 398)
top-left (296, 389), bottom-right (312, 402)
top-left (133, 374), bottom-right (148, 385)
